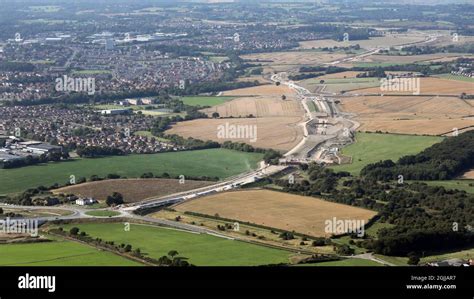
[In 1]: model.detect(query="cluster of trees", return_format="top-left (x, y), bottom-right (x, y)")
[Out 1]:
top-left (164, 134), bottom-right (220, 151)
top-left (361, 131), bottom-right (474, 181)
top-left (140, 172), bottom-right (219, 182)
top-left (0, 207), bottom-right (23, 218)
top-left (392, 44), bottom-right (474, 55)
top-left (299, 66), bottom-right (346, 74)
top-left (356, 68), bottom-right (386, 78)
top-left (76, 146), bottom-right (124, 158)
top-left (288, 72), bottom-right (324, 81)
top-left (1, 151), bottom-right (68, 169)
top-left (106, 192), bottom-right (124, 207)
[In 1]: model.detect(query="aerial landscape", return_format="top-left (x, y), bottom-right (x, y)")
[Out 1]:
top-left (0, 1), bottom-right (473, 292)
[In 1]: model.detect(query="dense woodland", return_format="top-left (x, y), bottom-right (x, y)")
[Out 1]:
top-left (361, 131), bottom-right (474, 181)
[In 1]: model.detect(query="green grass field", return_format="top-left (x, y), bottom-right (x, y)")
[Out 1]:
top-left (374, 254), bottom-right (409, 266)
top-left (414, 180), bottom-right (474, 194)
top-left (306, 100), bottom-right (319, 112)
top-left (420, 248), bottom-right (474, 264)
top-left (85, 211), bottom-right (121, 217)
top-left (0, 240), bottom-right (140, 266)
top-left (208, 56), bottom-right (229, 63)
top-left (61, 223), bottom-right (292, 266)
top-left (0, 149), bottom-right (263, 195)
top-left (332, 133), bottom-right (443, 175)
top-left (180, 96), bottom-right (235, 107)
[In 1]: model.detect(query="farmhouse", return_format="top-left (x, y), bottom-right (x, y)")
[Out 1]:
top-left (75, 197), bottom-right (97, 206)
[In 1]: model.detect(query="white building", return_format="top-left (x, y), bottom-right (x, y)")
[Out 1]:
top-left (75, 197), bottom-right (97, 206)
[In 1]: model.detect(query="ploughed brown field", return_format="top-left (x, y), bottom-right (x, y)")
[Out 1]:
top-left (53, 179), bottom-right (215, 203)
top-left (175, 189), bottom-right (377, 237)
top-left (340, 95), bottom-right (474, 135)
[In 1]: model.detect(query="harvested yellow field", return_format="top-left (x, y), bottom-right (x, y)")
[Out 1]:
top-left (298, 35), bottom-right (426, 50)
top-left (175, 189), bottom-right (377, 237)
top-left (242, 51), bottom-right (346, 66)
top-left (425, 34), bottom-right (474, 47)
top-left (222, 84), bottom-right (294, 96)
top-left (461, 170), bottom-right (474, 179)
top-left (355, 118), bottom-right (474, 136)
top-left (202, 96), bottom-right (303, 118)
top-left (166, 117), bottom-right (304, 151)
top-left (357, 53), bottom-right (471, 65)
top-left (342, 96), bottom-right (472, 117)
top-left (352, 77), bottom-right (474, 95)
top-left (340, 95), bottom-right (474, 135)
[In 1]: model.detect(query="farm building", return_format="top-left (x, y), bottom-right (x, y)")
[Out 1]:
top-left (75, 197), bottom-right (98, 206)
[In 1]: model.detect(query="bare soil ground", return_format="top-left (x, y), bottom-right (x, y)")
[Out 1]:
top-left (53, 179), bottom-right (215, 203)
top-left (175, 189), bottom-right (377, 237)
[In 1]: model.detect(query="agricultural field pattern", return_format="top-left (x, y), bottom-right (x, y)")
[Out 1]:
top-left (0, 0), bottom-right (473, 280)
